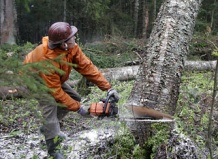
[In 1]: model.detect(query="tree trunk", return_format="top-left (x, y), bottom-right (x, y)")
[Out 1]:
top-left (125, 0), bottom-right (203, 150)
top-left (127, 0), bottom-right (203, 115)
top-left (144, 3), bottom-right (149, 39)
top-left (63, 0), bottom-right (67, 22)
top-left (153, 0), bottom-right (157, 22)
top-left (134, 0), bottom-right (139, 37)
top-left (0, 0), bottom-right (17, 44)
top-left (210, 0), bottom-right (216, 32)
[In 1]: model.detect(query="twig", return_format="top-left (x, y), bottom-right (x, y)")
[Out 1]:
top-left (207, 58), bottom-right (218, 159)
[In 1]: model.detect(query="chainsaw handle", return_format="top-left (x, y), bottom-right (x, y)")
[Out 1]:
top-left (103, 93), bottom-right (117, 113)
top-left (103, 94), bottom-right (111, 113)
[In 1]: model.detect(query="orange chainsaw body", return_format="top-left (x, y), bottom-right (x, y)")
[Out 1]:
top-left (89, 102), bottom-right (111, 116)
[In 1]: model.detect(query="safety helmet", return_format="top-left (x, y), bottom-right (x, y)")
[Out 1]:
top-left (48, 22), bottom-right (78, 49)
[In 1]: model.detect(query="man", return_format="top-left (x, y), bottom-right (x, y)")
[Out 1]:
top-left (24, 22), bottom-right (119, 159)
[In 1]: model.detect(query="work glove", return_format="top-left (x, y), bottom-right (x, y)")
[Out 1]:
top-left (107, 88), bottom-right (119, 102)
top-left (77, 105), bottom-right (93, 118)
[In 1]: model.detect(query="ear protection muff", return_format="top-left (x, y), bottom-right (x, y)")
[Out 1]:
top-left (64, 43), bottom-right (68, 51)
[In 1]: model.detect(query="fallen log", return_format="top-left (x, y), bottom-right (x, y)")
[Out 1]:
top-left (67, 60), bottom-right (217, 85)
top-left (102, 60), bottom-right (217, 81)
top-left (184, 60), bottom-right (217, 71)
top-left (0, 60), bottom-right (217, 99)
top-left (0, 86), bottom-right (28, 99)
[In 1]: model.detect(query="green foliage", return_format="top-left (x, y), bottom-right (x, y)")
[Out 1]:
top-left (0, 42), bottom-right (76, 99)
top-left (83, 0), bottom-right (110, 21)
top-left (83, 37), bottom-right (140, 68)
top-left (76, 77), bottom-right (91, 96)
top-left (195, 0), bottom-right (218, 34)
top-left (212, 51), bottom-right (218, 57)
top-left (0, 39), bottom-right (217, 158)
top-left (110, 124), bottom-right (136, 158)
top-left (212, 48), bottom-right (218, 57)
top-left (181, 71), bottom-right (214, 95)
top-left (0, 43), bottom-right (73, 130)
top-left (189, 35), bottom-right (218, 60)
top-left (15, 0), bottom-right (144, 44)
top-left (82, 80), bottom-right (143, 158)
top-left (15, 0), bottom-right (33, 12)
top-left (176, 71), bottom-right (215, 149)
top-left (0, 99), bottom-right (42, 134)
top-left (132, 144), bottom-right (147, 159)
top-left (146, 123), bottom-right (171, 158)
top-left (0, 43), bottom-right (35, 88)
top-left (13, 0), bottom-right (218, 49)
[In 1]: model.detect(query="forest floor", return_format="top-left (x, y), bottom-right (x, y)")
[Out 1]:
top-left (0, 80), bottom-right (132, 159)
top-left (0, 99), bottom-right (123, 159)
top-left (0, 72), bottom-right (218, 159)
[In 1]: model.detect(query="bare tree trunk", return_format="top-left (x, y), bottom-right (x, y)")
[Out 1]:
top-left (0, 0), bottom-right (17, 44)
top-left (63, 0), bottom-right (67, 22)
top-left (125, 0), bottom-right (203, 152)
top-left (143, 3), bottom-right (149, 39)
top-left (153, 0), bottom-right (157, 21)
top-left (134, 0), bottom-right (139, 37)
top-left (207, 59), bottom-right (218, 159)
top-left (210, 0), bottom-right (216, 31)
top-left (127, 0), bottom-right (202, 115)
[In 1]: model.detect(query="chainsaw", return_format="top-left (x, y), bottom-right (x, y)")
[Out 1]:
top-left (89, 93), bottom-right (174, 121)
top-left (89, 93), bottom-right (119, 119)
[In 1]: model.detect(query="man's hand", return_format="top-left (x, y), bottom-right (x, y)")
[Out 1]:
top-left (77, 105), bottom-right (93, 118)
top-left (107, 88), bottom-right (119, 102)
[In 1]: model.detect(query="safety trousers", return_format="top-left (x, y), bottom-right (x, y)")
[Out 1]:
top-left (38, 82), bottom-right (81, 140)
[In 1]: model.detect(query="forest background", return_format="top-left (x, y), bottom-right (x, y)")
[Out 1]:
top-left (1, 0), bottom-right (218, 50)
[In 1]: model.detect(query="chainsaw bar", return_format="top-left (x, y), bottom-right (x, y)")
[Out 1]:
top-left (119, 117), bottom-right (175, 122)
top-left (126, 105), bottom-right (174, 120)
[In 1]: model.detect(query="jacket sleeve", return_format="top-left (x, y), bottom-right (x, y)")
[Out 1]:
top-left (40, 72), bottom-right (80, 111)
top-left (72, 45), bottom-right (111, 91)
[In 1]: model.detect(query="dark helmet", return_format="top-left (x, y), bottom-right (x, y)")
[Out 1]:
top-left (48, 22), bottom-right (78, 49)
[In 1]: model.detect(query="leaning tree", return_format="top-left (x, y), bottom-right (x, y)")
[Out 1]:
top-left (127, 0), bottom-right (203, 116)
top-left (126, 0), bottom-right (205, 158)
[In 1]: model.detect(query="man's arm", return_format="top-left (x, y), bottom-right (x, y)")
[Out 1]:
top-left (72, 45), bottom-right (111, 91)
top-left (40, 72), bottom-right (80, 111)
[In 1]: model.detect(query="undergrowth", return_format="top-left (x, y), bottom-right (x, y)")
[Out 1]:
top-left (82, 36), bottom-right (141, 68)
top-left (1, 70), bottom-right (215, 158)
top-left (0, 40), bottom-right (217, 158)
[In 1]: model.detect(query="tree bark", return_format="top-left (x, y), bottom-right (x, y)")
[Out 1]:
top-left (144, 3), bottom-right (149, 39)
top-left (134, 0), bottom-right (139, 37)
top-left (125, 0), bottom-right (203, 150)
top-left (63, 0), bottom-right (67, 22)
top-left (127, 0), bottom-right (203, 115)
top-left (0, 0), bottom-right (17, 44)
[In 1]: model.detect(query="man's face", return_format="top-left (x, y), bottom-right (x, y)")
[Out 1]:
top-left (66, 35), bottom-right (76, 48)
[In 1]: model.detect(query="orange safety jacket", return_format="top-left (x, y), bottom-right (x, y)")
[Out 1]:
top-left (24, 37), bottom-right (111, 111)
